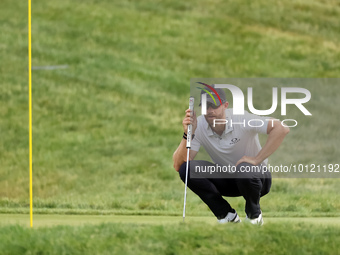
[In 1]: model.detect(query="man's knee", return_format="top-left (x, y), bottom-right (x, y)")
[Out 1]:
top-left (236, 178), bottom-right (261, 189)
top-left (235, 162), bottom-right (256, 173)
top-left (235, 163), bottom-right (262, 192)
top-left (261, 178), bottom-right (272, 196)
top-left (178, 162), bottom-right (188, 182)
top-left (236, 177), bottom-right (249, 185)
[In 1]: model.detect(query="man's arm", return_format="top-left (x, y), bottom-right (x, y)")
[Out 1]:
top-left (173, 109), bottom-right (198, 172)
top-left (236, 120), bottom-right (290, 166)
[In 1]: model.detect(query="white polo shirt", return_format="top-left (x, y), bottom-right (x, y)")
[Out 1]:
top-left (191, 109), bottom-right (270, 166)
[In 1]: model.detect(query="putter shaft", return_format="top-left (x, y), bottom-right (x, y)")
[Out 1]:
top-left (183, 97), bottom-right (194, 222)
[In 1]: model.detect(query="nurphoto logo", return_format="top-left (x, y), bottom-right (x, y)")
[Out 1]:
top-left (197, 82), bottom-right (312, 128)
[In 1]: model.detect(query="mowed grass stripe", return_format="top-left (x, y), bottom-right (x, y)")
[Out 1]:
top-left (1, 214), bottom-right (340, 228)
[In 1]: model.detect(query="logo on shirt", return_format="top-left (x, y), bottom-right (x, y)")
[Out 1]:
top-left (230, 138), bottom-right (240, 145)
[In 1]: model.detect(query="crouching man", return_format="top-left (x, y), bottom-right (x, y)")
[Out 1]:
top-left (173, 87), bottom-right (289, 225)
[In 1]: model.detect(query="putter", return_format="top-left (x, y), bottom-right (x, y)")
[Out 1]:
top-left (183, 96), bottom-right (194, 222)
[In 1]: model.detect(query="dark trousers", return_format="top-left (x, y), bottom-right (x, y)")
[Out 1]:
top-left (179, 160), bottom-right (272, 219)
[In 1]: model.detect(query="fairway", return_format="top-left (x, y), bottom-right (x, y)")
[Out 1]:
top-left (2, 214), bottom-right (340, 228)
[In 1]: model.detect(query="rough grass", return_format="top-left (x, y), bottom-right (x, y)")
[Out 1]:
top-left (1, 222), bottom-right (340, 255)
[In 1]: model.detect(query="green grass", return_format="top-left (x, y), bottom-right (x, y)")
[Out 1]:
top-left (1, 221), bottom-right (340, 255)
top-left (0, 0), bottom-right (340, 253)
top-left (1, 0), bottom-right (339, 215)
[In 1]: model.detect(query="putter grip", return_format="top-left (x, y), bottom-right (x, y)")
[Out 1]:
top-left (186, 97), bottom-right (194, 148)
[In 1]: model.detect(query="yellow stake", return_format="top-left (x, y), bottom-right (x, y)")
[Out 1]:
top-left (28, 0), bottom-right (33, 228)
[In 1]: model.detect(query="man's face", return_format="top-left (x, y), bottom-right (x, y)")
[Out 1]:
top-left (204, 101), bottom-right (229, 127)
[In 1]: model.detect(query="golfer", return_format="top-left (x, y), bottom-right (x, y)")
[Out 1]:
top-left (173, 87), bottom-right (290, 225)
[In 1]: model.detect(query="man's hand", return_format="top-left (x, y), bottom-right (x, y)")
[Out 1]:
top-left (236, 120), bottom-right (290, 167)
top-left (182, 109), bottom-right (197, 135)
top-left (236, 156), bottom-right (259, 167)
top-left (173, 109), bottom-right (198, 172)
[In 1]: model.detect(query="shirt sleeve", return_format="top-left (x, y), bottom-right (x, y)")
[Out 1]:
top-left (242, 111), bottom-right (271, 134)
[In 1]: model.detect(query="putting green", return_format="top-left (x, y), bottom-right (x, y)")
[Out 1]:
top-left (1, 214), bottom-right (340, 228)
